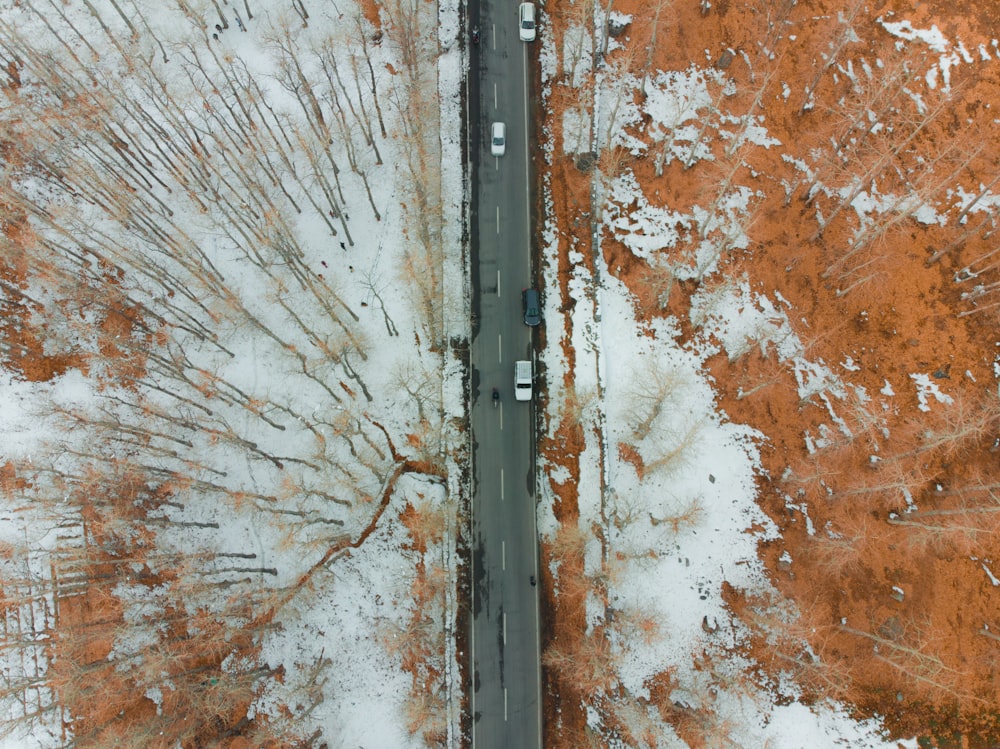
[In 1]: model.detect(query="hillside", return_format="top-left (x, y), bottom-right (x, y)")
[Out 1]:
top-left (537, 0), bottom-right (1000, 746)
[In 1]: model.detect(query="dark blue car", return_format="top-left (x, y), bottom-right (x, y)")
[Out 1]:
top-left (522, 288), bottom-right (540, 326)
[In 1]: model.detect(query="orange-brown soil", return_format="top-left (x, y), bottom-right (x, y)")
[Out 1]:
top-left (538, 0), bottom-right (1000, 745)
top-left (397, 497), bottom-right (452, 745)
top-left (39, 485), bottom-right (276, 749)
top-left (0, 209), bottom-right (88, 383)
top-left (1, 205), bottom-right (274, 745)
top-left (1, 202), bottom-right (152, 386)
top-left (538, 397), bottom-right (591, 741)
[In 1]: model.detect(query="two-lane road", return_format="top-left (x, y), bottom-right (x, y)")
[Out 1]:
top-left (468, 2), bottom-right (541, 747)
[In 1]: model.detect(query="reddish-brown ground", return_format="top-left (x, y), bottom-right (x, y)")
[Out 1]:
top-left (538, 0), bottom-right (1000, 745)
top-left (42, 492), bottom-right (274, 749)
top-left (397, 498), bottom-right (452, 745)
top-left (0, 209), bottom-right (88, 383)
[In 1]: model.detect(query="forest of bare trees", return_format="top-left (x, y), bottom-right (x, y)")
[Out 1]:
top-left (0, 0), bottom-right (457, 745)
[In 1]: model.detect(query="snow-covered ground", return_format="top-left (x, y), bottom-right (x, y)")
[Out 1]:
top-left (0, 0), bottom-right (465, 746)
top-left (538, 208), bottom-right (915, 745)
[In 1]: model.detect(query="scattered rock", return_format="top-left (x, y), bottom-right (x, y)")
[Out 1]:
top-left (607, 18), bottom-right (629, 37)
top-left (575, 151), bottom-right (598, 172)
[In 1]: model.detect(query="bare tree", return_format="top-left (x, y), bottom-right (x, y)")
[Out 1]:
top-left (797, 0), bottom-right (865, 114)
top-left (839, 619), bottom-right (985, 704)
top-left (815, 81), bottom-right (964, 242)
top-left (826, 142), bottom-right (985, 279)
top-left (543, 630), bottom-right (617, 694)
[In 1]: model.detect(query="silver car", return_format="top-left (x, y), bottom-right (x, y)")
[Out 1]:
top-left (491, 122), bottom-right (506, 156)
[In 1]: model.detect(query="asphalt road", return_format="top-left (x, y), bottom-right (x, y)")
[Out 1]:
top-left (468, 2), bottom-right (542, 747)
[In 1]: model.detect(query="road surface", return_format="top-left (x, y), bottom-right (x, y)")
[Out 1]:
top-left (468, 2), bottom-right (542, 748)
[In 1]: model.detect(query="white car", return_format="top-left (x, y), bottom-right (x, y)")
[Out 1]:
top-left (518, 2), bottom-right (536, 42)
top-left (514, 360), bottom-right (532, 401)
top-left (490, 121), bottom-right (506, 157)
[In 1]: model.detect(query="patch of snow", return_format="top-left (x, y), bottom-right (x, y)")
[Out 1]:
top-left (605, 177), bottom-right (690, 257)
top-left (596, 70), bottom-right (645, 153)
top-left (766, 701), bottom-right (917, 748)
top-left (608, 11), bottom-right (633, 25)
top-left (879, 19), bottom-right (949, 52)
top-left (537, 8), bottom-right (559, 85)
top-left (145, 687), bottom-right (164, 714)
top-left (562, 106), bottom-right (592, 154)
top-left (692, 279), bottom-right (799, 361)
top-left (642, 67), bottom-right (723, 167)
top-left (982, 563), bottom-right (1000, 587)
top-left (561, 24), bottom-right (592, 88)
top-left (0, 0), bottom-right (467, 743)
top-left (910, 373), bottom-right (954, 412)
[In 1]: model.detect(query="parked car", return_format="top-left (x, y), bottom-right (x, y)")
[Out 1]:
top-left (518, 2), bottom-right (536, 42)
top-left (491, 121), bottom-right (506, 156)
top-left (522, 288), bottom-right (540, 326)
